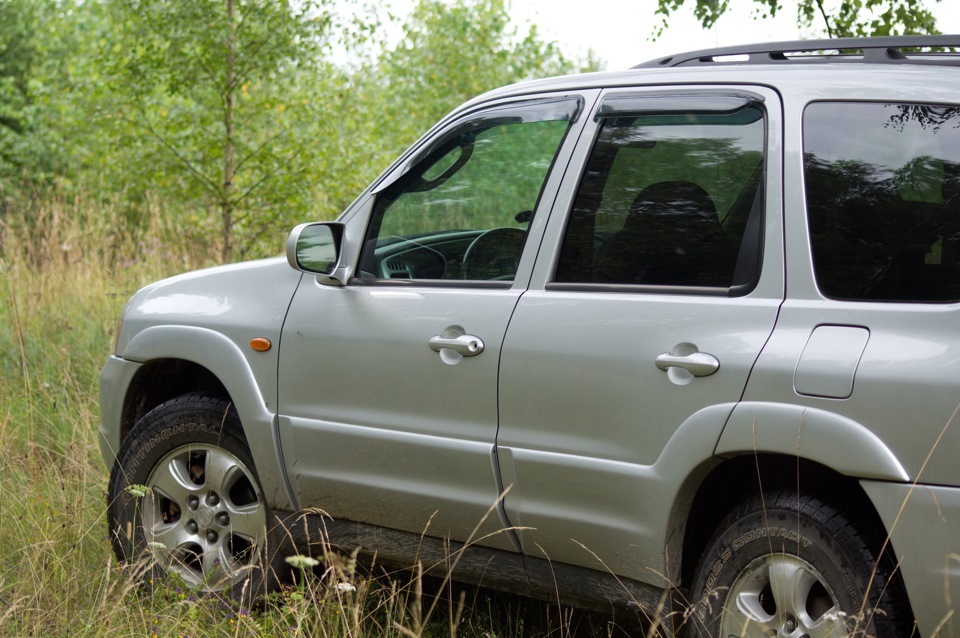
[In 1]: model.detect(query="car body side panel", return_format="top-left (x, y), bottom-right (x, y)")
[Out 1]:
top-left (498, 404), bottom-right (734, 587)
top-left (496, 84), bottom-right (786, 586)
top-left (743, 81), bottom-right (960, 486)
top-left (861, 480), bottom-right (960, 638)
top-left (104, 257), bottom-right (302, 509)
top-left (277, 285), bottom-right (524, 550)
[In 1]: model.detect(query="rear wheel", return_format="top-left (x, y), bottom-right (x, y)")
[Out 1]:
top-left (108, 394), bottom-right (286, 600)
top-left (685, 490), bottom-right (913, 637)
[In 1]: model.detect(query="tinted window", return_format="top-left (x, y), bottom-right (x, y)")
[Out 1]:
top-left (555, 104), bottom-right (765, 293)
top-left (804, 102), bottom-right (960, 302)
top-left (359, 98), bottom-right (578, 282)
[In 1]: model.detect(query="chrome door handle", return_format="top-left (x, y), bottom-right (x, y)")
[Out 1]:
top-left (429, 334), bottom-right (484, 357)
top-left (655, 351), bottom-right (719, 377)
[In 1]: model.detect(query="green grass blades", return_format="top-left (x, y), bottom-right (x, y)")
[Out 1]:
top-left (0, 191), bottom-right (644, 637)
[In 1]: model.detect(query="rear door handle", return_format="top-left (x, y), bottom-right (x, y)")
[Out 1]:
top-left (655, 352), bottom-right (719, 377)
top-left (429, 334), bottom-right (484, 357)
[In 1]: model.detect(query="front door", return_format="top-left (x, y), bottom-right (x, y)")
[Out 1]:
top-left (277, 95), bottom-right (586, 547)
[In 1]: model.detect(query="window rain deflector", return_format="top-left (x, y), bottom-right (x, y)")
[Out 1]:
top-left (595, 91), bottom-right (764, 120)
top-left (373, 95), bottom-right (583, 194)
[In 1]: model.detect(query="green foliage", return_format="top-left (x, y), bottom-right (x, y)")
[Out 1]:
top-left (0, 0), bottom-right (587, 262)
top-left (101, 0), bottom-right (337, 261)
top-left (0, 0), bottom-right (95, 189)
top-left (654, 0), bottom-right (941, 39)
top-left (375, 0), bottom-right (588, 151)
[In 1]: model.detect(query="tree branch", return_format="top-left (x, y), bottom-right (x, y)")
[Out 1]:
top-left (814, 0), bottom-right (835, 38)
top-left (233, 126), bottom-right (290, 176)
top-left (130, 97), bottom-right (221, 197)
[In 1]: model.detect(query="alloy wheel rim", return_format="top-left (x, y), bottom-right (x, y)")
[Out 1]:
top-left (142, 444), bottom-right (266, 591)
top-left (721, 553), bottom-right (848, 638)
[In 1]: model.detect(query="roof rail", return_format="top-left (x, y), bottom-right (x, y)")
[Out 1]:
top-left (635, 35), bottom-right (960, 68)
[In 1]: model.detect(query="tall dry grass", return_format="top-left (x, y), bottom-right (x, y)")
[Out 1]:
top-left (0, 190), bottom-right (627, 637)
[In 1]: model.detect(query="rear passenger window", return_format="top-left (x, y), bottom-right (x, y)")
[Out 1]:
top-left (804, 102), bottom-right (960, 302)
top-left (554, 98), bottom-right (765, 294)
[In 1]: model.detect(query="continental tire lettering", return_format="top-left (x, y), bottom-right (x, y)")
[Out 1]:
top-left (841, 569), bottom-right (859, 604)
top-left (733, 527), bottom-right (812, 551)
top-left (130, 422), bottom-right (217, 474)
top-left (702, 545), bottom-right (735, 602)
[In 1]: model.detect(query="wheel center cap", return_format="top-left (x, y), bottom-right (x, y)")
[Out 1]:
top-left (197, 508), bottom-right (214, 528)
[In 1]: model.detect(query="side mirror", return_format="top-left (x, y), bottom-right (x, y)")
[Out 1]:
top-left (286, 222), bottom-right (345, 285)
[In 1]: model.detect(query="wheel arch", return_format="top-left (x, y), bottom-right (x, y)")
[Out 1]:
top-left (671, 402), bottom-right (910, 592)
top-left (120, 359), bottom-right (228, 444)
top-left (716, 401), bottom-right (909, 482)
top-left (677, 454), bottom-right (893, 588)
top-left (117, 325), bottom-right (294, 510)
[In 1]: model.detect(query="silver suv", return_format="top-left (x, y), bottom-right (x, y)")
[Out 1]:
top-left (101, 36), bottom-right (960, 637)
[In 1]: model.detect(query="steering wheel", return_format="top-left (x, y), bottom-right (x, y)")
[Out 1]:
top-left (461, 228), bottom-right (527, 280)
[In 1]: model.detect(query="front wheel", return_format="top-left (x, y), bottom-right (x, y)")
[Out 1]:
top-left (108, 394), bottom-right (285, 600)
top-left (686, 491), bottom-right (913, 637)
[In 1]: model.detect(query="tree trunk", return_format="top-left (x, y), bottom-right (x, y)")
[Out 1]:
top-left (221, 0), bottom-right (236, 263)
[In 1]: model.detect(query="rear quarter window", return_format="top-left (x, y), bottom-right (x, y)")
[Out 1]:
top-left (803, 102), bottom-right (960, 302)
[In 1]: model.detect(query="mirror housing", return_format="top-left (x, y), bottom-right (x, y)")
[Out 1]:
top-left (286, 222), bottom-right (346, 286)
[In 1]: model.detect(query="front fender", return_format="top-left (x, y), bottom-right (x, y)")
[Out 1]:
top-left (122, 325), bottom-right (295, 510)
top-left (716, 401), bottom-right (909, 482)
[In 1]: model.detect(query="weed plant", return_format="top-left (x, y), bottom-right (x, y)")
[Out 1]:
top-left (0, 190), bottom-right (632, 637)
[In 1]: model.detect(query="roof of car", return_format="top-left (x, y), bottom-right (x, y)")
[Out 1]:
top-left (459, 35), bottom-right (960, 111)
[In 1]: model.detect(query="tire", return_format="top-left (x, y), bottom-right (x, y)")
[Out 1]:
top-left (107, 393), bottom-right (286, 601)
top-left (685, 490), bottom-right (913, 638)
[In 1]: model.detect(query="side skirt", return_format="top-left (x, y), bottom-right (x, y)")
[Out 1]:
top-left (275, 511), bottom-right (678, 635)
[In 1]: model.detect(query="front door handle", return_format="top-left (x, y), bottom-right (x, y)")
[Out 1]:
top-left (429, 334), bottom-right (485, 357)
top-left (655, 351), bottom-right (719, 377)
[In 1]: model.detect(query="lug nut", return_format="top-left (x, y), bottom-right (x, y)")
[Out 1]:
top-left (187, 496), bottom-right (199, 510)
top-left (207, 493), bottom-right (220, 506)
top-left (206, 530), bottom-right (219, 543)
top-left (216, 512), bottom-right (230, 526)
top-left (186, 520), bottom-right (198, 534)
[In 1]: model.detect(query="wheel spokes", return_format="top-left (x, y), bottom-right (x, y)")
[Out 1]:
top-left (150, 454), bottom-right (198, 502)
top-left (767, 556), bottom-right (817, 620)
top-left (724, 554), bottom-right (846, 637)
top-left (227, 504), bottom-right (266, 540)
top-left (201, 448), bottom-right (242, 494)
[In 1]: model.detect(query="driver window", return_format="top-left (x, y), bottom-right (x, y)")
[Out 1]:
top-left (358, 98), bottom-right (579, 282)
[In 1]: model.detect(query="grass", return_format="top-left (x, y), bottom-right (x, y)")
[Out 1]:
top-left (0, 190), bottom-right (632, 637)
top-left (0, 189), bottom-right (932, 638)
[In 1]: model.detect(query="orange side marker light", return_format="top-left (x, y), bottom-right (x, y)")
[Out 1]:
top-left (250, 338), bottom-right (272, 352)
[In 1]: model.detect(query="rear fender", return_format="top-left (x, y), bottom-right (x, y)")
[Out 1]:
top-left (716, 402), bottom-right (909, 482)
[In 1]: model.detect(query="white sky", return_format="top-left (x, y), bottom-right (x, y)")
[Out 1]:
top-left (377, 0), bottom-right (960, 71)
top-left (513, 0), bottom-right (960, 70)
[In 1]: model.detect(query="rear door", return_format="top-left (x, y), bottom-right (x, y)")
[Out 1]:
top-left (495, 87), bottom-right (785, 582)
